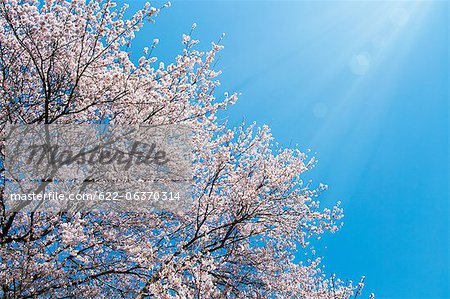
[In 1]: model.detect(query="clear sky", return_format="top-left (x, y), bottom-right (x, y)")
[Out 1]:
top-left (123, 1), bottom-right (449, 298)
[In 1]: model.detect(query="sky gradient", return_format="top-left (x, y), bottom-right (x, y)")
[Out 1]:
top-left (124, 1), bottom-right (449, 298)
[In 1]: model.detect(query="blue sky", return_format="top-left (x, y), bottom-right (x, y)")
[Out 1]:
top-left (124, 1), bottom-right (449, 298)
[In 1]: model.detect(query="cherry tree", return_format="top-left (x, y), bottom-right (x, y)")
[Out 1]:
top-left (0, 0), bottom-right (368, 298)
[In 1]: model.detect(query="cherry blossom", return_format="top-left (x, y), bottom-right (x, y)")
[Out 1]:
top-left (0, 1), bottom-right (368, 298)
